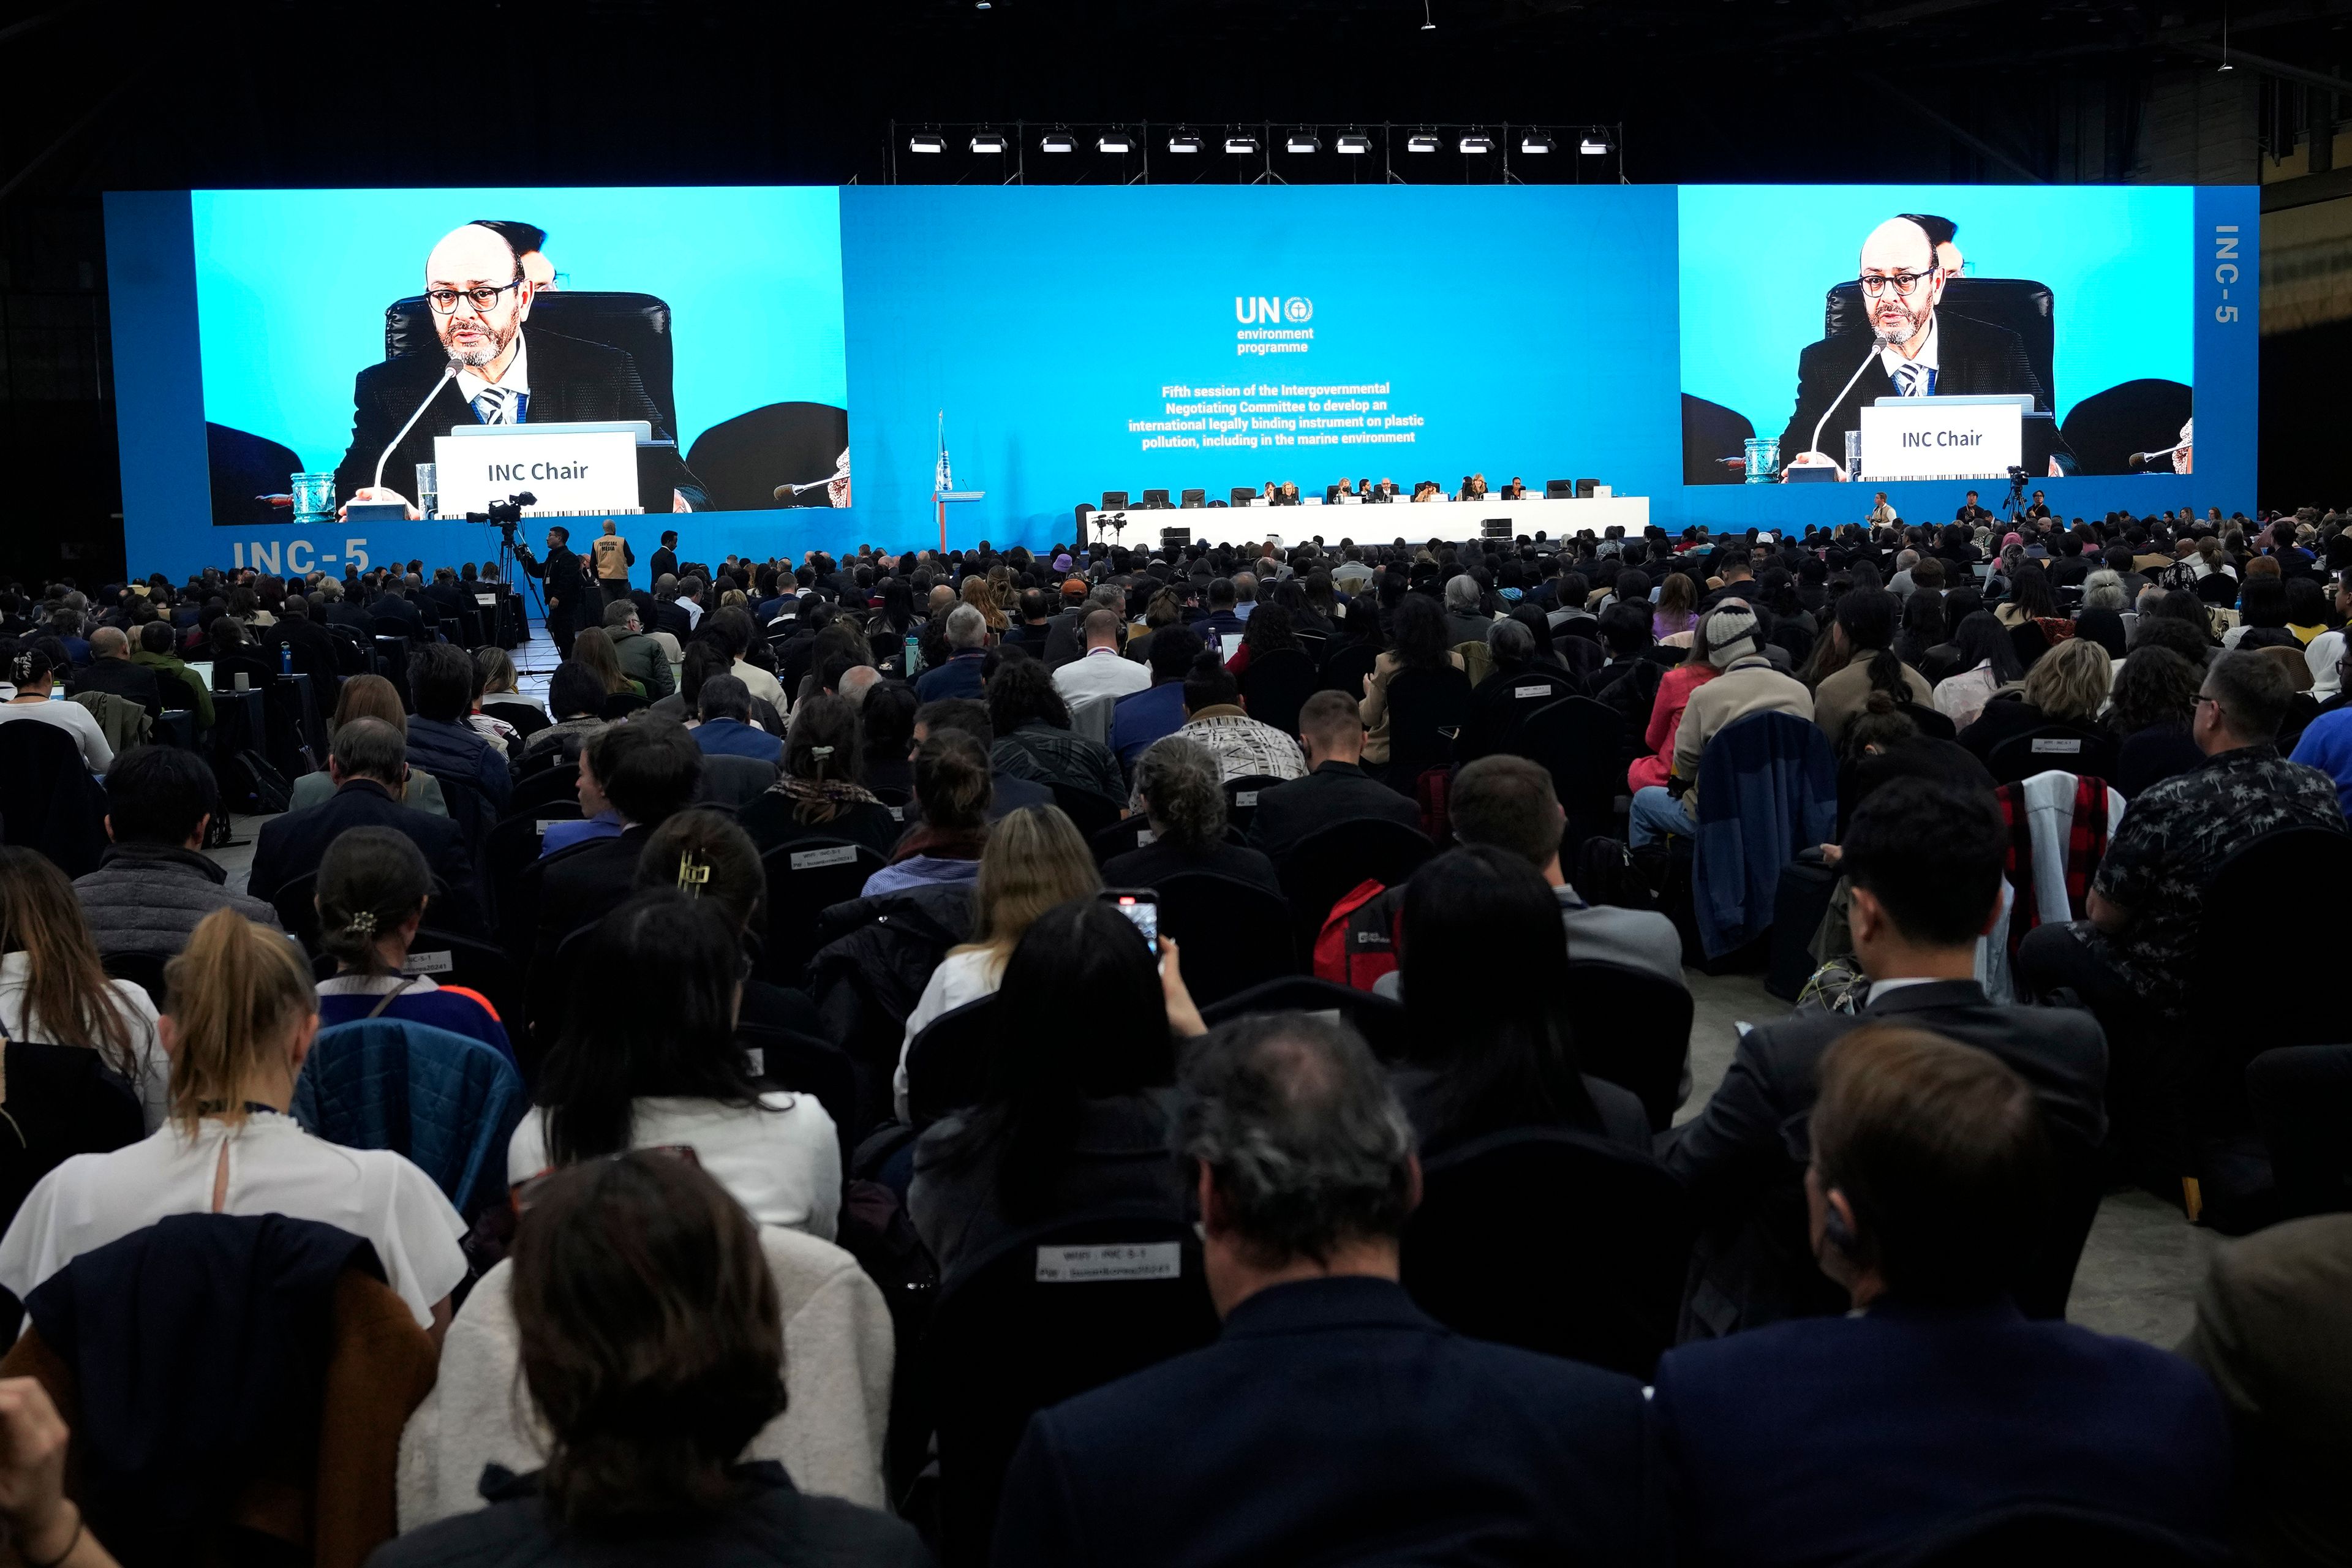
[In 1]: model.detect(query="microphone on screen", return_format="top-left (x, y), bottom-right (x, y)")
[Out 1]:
top-left (774, 478), bottom-right (835, 500)
top-left (371, 361), bottom-right (462, 495)
top-left (1804, 339), bottom-right (1885, 476)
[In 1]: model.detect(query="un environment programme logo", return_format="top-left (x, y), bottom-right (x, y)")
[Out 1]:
top-left (1285, 296), bottom-right (1313, 323)
top-left (1234, 296), bottom-right (1313, 323)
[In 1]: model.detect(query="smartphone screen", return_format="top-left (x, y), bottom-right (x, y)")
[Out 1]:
top-left (1104, 889), bottom-right (1159, 952)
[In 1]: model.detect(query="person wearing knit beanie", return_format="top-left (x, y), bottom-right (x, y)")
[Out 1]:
top-left (1705, 603), bottom-right (1762, 669)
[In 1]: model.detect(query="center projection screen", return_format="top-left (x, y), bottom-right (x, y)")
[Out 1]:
top-left (107, 182), bottom-right (2256, 581)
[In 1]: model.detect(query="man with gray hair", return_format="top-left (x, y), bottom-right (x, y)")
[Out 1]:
top-left (1442, 572), bottom-right (1491, 646)
top-left (246, 716), bottom-right (480, 929)
top-left (916, 601), bottom-right (991, 703)
top-left (1101, 735), bottom-right (1281, 895)
top-left (993, 1012), bottom-right (1661, 1566)
top-left (66, 624), bottom-right (164, 718)
top-left (601, 597), bottom-right (675, 701)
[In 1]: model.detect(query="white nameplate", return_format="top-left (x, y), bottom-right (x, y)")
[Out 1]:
top-left (402, 951), bottom-right (454, 976)
top-left (1035, 1243), bottom-right (1182, 1283)
top-left (1515, 684), bottom-right (1550, 698)
top-left (1136, 828), bottom-right (1156, 846)
top-left (2030, 737), bottom-right (2082, 753)
top-left (791, 844), bottom-right (859, 870)
top-left (1235, 790), bottom-right (1259, 807)
top-left (1858, 402), bottom-right (2022, 482)
top-left (434, 429), bottom-right (640, 518)
top-left (535, 819), bottom-right (559, 835)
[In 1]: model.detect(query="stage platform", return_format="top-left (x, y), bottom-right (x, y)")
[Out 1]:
top-left (1080, 493), bottom-right (1650, 551)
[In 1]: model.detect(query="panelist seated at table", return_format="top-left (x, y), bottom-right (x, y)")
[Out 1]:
top-left (334, 222), bottom-right (706, 518)
top-left (1779, 214), bottom-right (2067, 480)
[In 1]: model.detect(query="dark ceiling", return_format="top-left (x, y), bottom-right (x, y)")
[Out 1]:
top-left (0, 0), bottom-right (2344, 199)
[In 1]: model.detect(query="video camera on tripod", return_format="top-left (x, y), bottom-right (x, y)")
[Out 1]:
top-left (466, 491), bottom-right (540, 544)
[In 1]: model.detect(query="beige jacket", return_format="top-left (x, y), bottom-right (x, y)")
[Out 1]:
top-left (1668, 655), bottom-right (1813, 819)
top-left (396, 1226), bottom-right (895, 1528)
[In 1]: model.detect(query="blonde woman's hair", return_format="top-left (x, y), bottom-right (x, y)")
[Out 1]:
top-left (2022, 635), bottom-right (2111, 724)
top-left (960, 805), bottom-right (1100, 967)
top-left (163, 908), bottom-right (317, 1132)
top-left (331, 673), bottom-right (406, 733)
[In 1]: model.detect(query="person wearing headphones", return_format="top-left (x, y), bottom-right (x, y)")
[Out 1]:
top-left (1651, 1024), bottom-right (2230, 1568)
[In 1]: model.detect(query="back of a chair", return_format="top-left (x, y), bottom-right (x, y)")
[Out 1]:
top-left (1152, 872), bottom-right (1297, 1008)
top-left (903, 991), bottom-right (1007, 1130)
top-left (1316, 641), bottom-right (1379, 697)
top-left (1464, 667), bottom-right (1580, 760)
top-left (0, 721), bottom-right (108, 877)
top-left (736, 1022), bottom-right (859, 1150)
top-left (1691, 711), bottom-right (1838, 959)
top-left (274, 870), bottom-right (325, 955)
top-left (295, 1017), bottom-right (528, 1216)
top-left (2248, 1044), bottom-right (2352, 1219)
top-left (1065, 690), bottom-right (1117, 748)
top-left (1384, 665), bottom-right (1474, 780)
top-left (1566, 962), bottom-right (1692, 1134)
top-left (1401, 1126), bottom-right (1691, 1378)
top-left (2195, 827), bottom-right (2352, 1058)
top-left (761, 839), bottom-right (888, 986)
top-left (1278, 817), bottom-right (1436, 951)
top-left (1885, 1501), bottom-right (2228, 1568)
top-left (1197, 975), bottom-right (1410, 1061)
top-left (1512, 695), bottom-right (1627, 842)
top-left (511, 759), bottom-right (582, 808)
top-left (398, 928), bottom-right (522, 1040)
top-left (422, 769), bottom-right (497, 916)
top-left (927, 1207), bottom-right (1218, 1568)
top-left (99, 950), bottom-right (172, 1011)
top-left (1985, 724), bottom-right (2116, 788)
top-left (1047, 782), bottom-right (1124, 840)
top-left (1090, 813), bottom-right (1155, 867)
top-left (1237, 647), bottom-right (1317, 737)
top-left (1220, 773), bottom-right (1285, 835)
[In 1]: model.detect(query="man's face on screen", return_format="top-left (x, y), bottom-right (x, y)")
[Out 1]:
top-left (426, 225), bottom-right (532, 370)
top-left (1858, 218), bottom-right (1943, 352)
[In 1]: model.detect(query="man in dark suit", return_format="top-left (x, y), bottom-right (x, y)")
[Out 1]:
top-left (320, 581), bottom-right (372, 635)
top-left (333, 222), bottom-right (704, 516)
top-left (246, 718), bottom-right (481, 932)
top-left (649, 529), bottom-right (679, 586)
top-left (1779, 214), bottom-right (2065, 479)
top-left (364, 576), bottom-right (424, 633)
top-left (1654, 1025), bottom-right (2229, 1568)
top-left (1663, 777), bottom-right (2107, 1337)
top-left (993, 1012), bottom-right (1665, 1567)
top-left (67, 627), bottom-right (164, 718)
top-left (1247, 690), bottom-right (1423, 862)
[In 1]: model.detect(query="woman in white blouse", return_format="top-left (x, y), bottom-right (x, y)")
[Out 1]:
top-left (0, 908), bottom-right (468, 1336)
top-left (0, 850), bottom-right (170, 1131)
top-left (508, 889), bottom-right (840, 1237)
top-left (892, 807), bottom-right (1102, 1124)
top-left (0, 645), bottom-right (111, 774)
top-left (1933, 611), bottom-right (2027, 732)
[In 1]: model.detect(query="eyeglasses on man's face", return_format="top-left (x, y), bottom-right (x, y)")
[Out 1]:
top-left (426, 280), bottom-right (525, 315)
top-left (1857, 270), bottom-right (1937, 299)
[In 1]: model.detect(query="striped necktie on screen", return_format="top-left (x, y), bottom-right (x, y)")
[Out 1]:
top-left (1894, 362), bottom-right (1929, 398)
top-left (473, 385), bottom-right (516, 424)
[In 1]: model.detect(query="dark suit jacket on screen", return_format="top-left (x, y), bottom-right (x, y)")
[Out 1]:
top-left (992, 1276), bottom-right (1666, 1567)
top-left (1778, 312), bottom-right (2069, 473)
top-left (333, 327), bottom-right (706, 513)
top-left (1660, 979), bottom-right (2108, 1337)
top-left (1653, 1298), bottom-right (2231, 1568)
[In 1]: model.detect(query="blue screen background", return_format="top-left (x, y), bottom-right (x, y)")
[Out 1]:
top-left (190, 186), bottom-right (846, 472)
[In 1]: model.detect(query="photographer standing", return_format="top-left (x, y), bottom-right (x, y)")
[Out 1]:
top-left (514, 524), bottom-right (588, 657)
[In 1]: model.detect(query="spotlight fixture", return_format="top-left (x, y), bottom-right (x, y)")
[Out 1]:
top-left (1406, 132), bottom-right (1440, 153)
top-left (970, 129), bottom-right (1008, 154)
top-left (908, 132), bottom-right (945, 154)
top-left (1286, 130), bottom-right (1321, 154)
top-left (1039, 129), bottom-right (1076, 153)
top-left (1580, 134), bottom-right (1611, 155)
top-left (1167, 130), bottom-right (1202, 153)
top-left (1519, 132), bottom-right (1555, 154)
top-left (1097, 130), bottom-right (1134, 154)
top-left (1458, 134), bottom-right (1493, 154)
top-left (1335, 131), bottom-right (1373, 154)
top-left (1225, 134), bottom-right (1261, 154)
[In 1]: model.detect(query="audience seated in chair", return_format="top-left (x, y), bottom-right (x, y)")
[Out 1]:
top-left (0, 644), bottom-right (112, 774)
top-left (1954, 635), bottom-right (2111, 763)
top-left (1109, 625), bottom-right (1203, 782)
top-left (1176, 649), bottom-right (1305, 785)
top-left (62, 627), bottom-right (161, 720)
top-left (0, 908), bottom-right (467, 1341)
top-left (1628, 603), bottom-right (1810, 847)
top-left (738, 693), bottom-right (901, 862)
top-left (403, 642), bottom-right (512, 813)
top-left (527, 716), bottom-right (704, 978)
top-left (631, 809), bottom-right (829, 1046)
top-left (1812, 589), bottom-right (1934, 749)
top-left (130, 620), bottom-right (211, 732)
top-left (249, 717), bottom-right (482, 933)
top-left (911, 896), bottom-right (1199, 1282)
top-left (1653, 1024), bottom-right (2229, 1568)
top-left (1245, 690), bottom-right (1422, 861)
top-left (894, 805), bottom-right (1099, 1125)
top-left (1, 845), bottom-right (165, 1144)
top-left (1103, 736), bottom-right (1281, 896)
top-left (516, 658), bottom-right (610, 773)
top-left (690, 673), bottom-right (784, 765)
top-left (987, 656), bottom-right (1126, 813)
top-left (72, 745), bottom-right (276, 960)
top-left (514, 890), bottom-right (839, 1238)
top-left (286, 675), bottom-right (452, 816)
top-left (864, 731), bottom-right (992, 898)
top-left (312, 827), bottom-right (513, 1066)
top-left (1383, 846), bottom-right (1654, 1153)
top-left (992, 1010), bottom-right (1665, 1567)
top-left (377, 1152), bottom-right (924, 1566)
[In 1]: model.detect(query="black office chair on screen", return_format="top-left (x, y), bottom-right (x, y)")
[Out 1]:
top-left (1152, 873), bottom-right (1296, 1008)
top-left (1277, 818), bottom-right (1435, 953)
top-left (1400, 1126), bottom-right (1692, 1379)
top-left (903, 992), bottom-right (1007, 1131)
top-left (925, 1206), bottom-right (1218, 1568)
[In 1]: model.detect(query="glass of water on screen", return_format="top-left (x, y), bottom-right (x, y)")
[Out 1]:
top-left (415, 462), bottom-right (439, 519)
top-left (291, 471), bottom-right (334, 524)
top-left (1845, 429), bottom-right (1864, 482)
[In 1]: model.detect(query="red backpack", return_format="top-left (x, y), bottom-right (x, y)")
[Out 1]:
top-left (1312, 880), bottom-right (1409, 992)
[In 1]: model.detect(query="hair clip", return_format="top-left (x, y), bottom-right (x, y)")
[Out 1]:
top-left (677, 852), bottom-right (710, 895)
top-left (347, 911), bottom-right (378, 937)
top-left (809, 745), bottom-right (834, 759)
